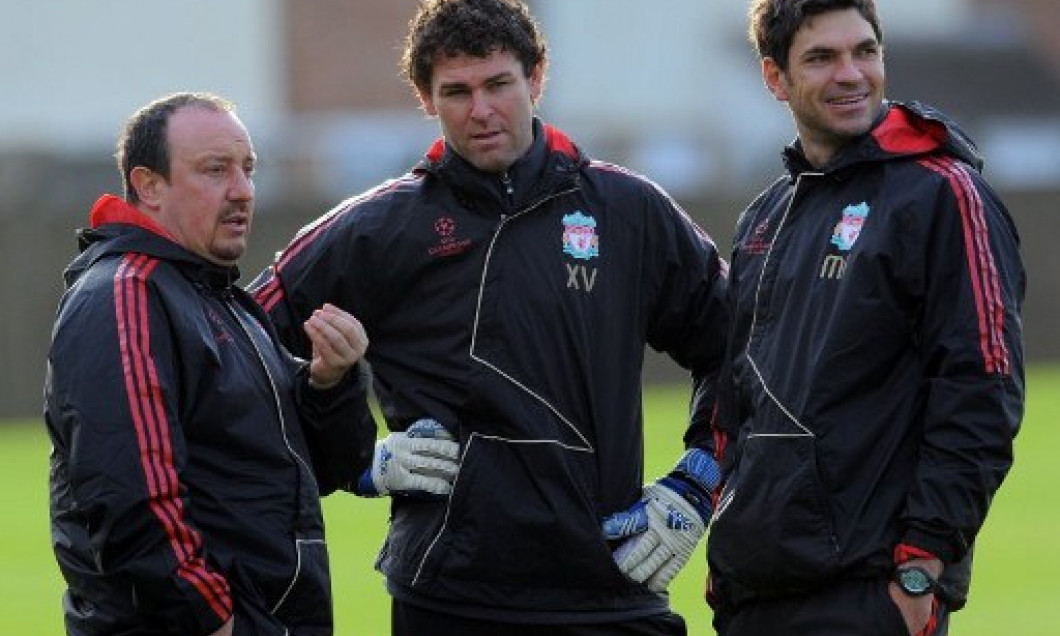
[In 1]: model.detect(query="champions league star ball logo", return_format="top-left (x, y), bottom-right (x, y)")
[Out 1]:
top-left (830, 202), bottom-right (870, 252)
top-left (561, 211), bottom-right (599, 261)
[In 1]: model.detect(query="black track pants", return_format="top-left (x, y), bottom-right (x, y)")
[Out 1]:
top-left (392, 599), bottom-right (688, 636)
top-left (712, 577), bottom-right (950, 636)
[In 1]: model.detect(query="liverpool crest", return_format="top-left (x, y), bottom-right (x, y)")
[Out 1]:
top-left (562, 211), bottom-right (599, 261)
top-left (830, 202), bottom-right (870, 252)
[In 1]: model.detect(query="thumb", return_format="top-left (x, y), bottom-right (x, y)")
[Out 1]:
top-left (601, 499), bottom-right (650, 540)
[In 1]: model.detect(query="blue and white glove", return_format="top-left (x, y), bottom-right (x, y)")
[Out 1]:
top-left (354, 419), bottom-right (460, 497)
top-left (601, 448), bottom-right (720, 592)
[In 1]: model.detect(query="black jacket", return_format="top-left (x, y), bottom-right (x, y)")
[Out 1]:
top-left (251, 120), bottom-right (729, 622)
top-left (705, 102), bottom-right (1025, 609)
top-left (45, 195), bottom-right (376, 635)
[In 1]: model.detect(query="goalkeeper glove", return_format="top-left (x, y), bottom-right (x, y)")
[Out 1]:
top-left (354, 418), bottom-right (460, 497)
top-left (601, 448), bottom-right (720, 592)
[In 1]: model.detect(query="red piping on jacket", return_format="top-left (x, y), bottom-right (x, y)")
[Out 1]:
top-left (917, 156), bottom-right (1009, 375)
top-left (114, 253), bottom-right (233, 620)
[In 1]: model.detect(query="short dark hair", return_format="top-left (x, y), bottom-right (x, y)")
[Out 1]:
top-left (116, 92), bottom-right (235, 203)
top-left (401, 0), bottom-right (548, 94)
top-left (748, 0), bottom-right (883, 70)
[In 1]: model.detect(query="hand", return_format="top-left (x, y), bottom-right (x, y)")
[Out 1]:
top-left (888, 558), bottom-right (943, 635)
top-left (354, 419), bottom-right (460, 497)
top-left (302, 303), bottom-right (368, 389)
top-left (208, 617), bottom-right (234, 636)
top-left (602, 448), bottom-right (720, 592)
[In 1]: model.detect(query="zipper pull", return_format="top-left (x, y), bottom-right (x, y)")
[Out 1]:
top-left (501, 172), bottom-right (514, 197)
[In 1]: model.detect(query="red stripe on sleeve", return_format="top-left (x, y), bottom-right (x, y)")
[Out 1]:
top-left (250, 270), bottom-right (283, 312)
top-left (114, 254), bottom-right (233, 619)
top-left (918, 157), bottom-right (1009, 375)
top-left (250, 176), bottom-right (420, 311)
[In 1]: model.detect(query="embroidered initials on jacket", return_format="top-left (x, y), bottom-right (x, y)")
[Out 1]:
top-left (566, 263), bottom-right (597, 292)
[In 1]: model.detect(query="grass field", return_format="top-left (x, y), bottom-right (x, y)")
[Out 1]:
top-left (5, 365), bottom-right (1057, 634)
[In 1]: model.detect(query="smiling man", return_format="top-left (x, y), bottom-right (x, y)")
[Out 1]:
top-left (249, 1), bottom-right (731, 634)
top-left (702, 2), bottom-right (1026, 635)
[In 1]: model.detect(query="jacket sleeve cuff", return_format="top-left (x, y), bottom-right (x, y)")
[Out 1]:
top-left (894, 542), bottom-right (940, 565)
top-left (899, 529), bottom-right (959, 564)
top-left (295, 361), bottom-right (377, 494)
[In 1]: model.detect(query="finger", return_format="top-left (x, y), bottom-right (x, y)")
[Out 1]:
top-left (307, 305), bottom-right (364, 341)
top-left (610, 534), bottom-right (657, 585)
top-left (306, 313), bottom-right (360, 365)
top-left (407, 437), bottom-right (461, 460)
top-left (613, 530), bottom-right (660, 572)
top-left (624, 539), bottom-right (670, 583)
top-left (410, 456), bottom-right (460, 480)
top-left (304, 311), bottom-right (341, 343)
top-left (316, 304), bottom-right (369, 353)
top-left (404, 474), bottom-right (454, 496)
top-left (305, 323), bottom-right (347, 368)
top-left (645, 559), bottom-right (681, 592)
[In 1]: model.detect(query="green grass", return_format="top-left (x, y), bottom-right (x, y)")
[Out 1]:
top-left (7, 365), bottom-right (1058, 634)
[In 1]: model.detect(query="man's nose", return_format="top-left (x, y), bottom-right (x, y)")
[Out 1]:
top-left (834, 55), bottom-right (865, 82)
top-left (230, 170), bottom-right (255, 200)
top-left (469, 90), bottom-right (493, 120)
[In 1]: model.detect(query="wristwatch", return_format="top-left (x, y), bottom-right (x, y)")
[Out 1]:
top-left (893, 565), bottom-right (938, 597)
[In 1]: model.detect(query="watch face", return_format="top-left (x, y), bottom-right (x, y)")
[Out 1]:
top-left (897, 567), bottom-right (934, 595)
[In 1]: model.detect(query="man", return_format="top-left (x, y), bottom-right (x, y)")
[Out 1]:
top-left (702, 1), bottom-right (1025, 634)
top-left (249, 0), bottom-right (729, 633)
top-left (45, 92), bottom-right (379, 635)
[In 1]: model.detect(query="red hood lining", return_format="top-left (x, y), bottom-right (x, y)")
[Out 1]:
top-left (89, 194), bottom-right (176, 241)
top-left (872, 106), bottom-right (948, 155)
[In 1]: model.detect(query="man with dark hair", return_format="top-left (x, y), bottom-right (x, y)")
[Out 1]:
top-left (250, 0), bottom-right (730, 634)
top-left (702, 1), bottom-right (1025, 634)
top-left (45, 92), bottom-right (378, 635)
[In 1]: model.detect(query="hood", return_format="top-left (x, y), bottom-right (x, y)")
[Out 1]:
top-left (784, 100), bottom-right (985, 176)
top-left (413, 118), bottom-right (586, 212)
top-left (65, 194), bottom-right (239, 289)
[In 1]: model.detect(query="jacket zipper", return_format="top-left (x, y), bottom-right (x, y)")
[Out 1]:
top-left (744, 171), bottom-right (841, 558)
top-left (471, 180), bottom-right (588, 445)
top-left (222, 293), bottom-right (316, 617)
top-left (224, 294), bottom-right (312, 474)
top-left (416, 180), bottom-right (591, 589)
top-left (501, 171), bottom-right (514, 203)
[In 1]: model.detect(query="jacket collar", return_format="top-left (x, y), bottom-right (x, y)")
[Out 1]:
top-left (89, 193), bottom-right (175, 238)
top-left (72, 194), bottom-right (240, 290)
top-left (416, 118), bottom-right (585, 213)
top-left (782, 100), bottom-right (984, 178)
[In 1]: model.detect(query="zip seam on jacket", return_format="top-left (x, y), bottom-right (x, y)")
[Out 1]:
top-left (745, 173), bottom-right (818, 438)
top-left (467, 185), bottom-right (591, 451)
top-left (226, 298), bottom-right (320, 616)
top-left (411, 186), bottom-right (589, 588)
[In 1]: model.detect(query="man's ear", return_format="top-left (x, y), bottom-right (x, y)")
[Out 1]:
top-left (129, 166), bottom-right (164, 207)
top-left (529, 61), bottom-right (546, 106)
top-left (417, 87), bottom-right (438, 117)
top-left (762, 57), bottom-right (790, 102)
